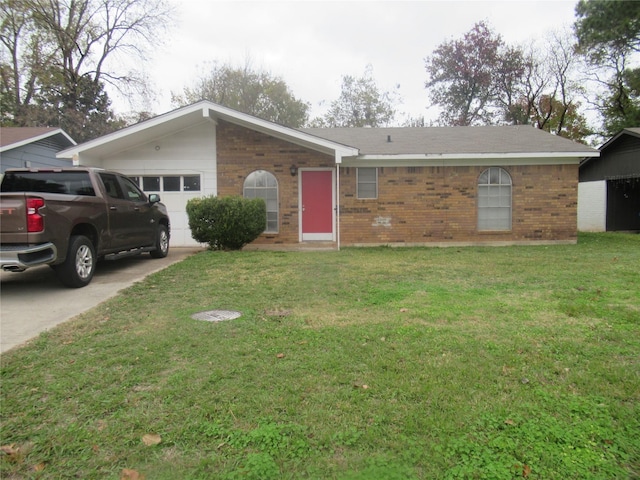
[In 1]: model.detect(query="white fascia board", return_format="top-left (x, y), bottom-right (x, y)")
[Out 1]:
top-left (58, 102), bottom-right (218, 159)
top-left (2, 128), bottom-right (77, 152)
top-left (342, 151), bottom-right (599, 167)
top-left (56, 100), bottom-right (358, 161)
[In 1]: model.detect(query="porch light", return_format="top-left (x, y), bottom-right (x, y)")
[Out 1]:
top-left (290, 164), bottom-right (298, 176)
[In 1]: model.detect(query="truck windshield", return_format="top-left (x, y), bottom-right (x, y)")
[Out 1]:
top-left (1, 172), bottom-right (96, 196)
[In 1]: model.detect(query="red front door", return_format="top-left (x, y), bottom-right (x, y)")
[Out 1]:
top-left (301, 170), bottom-right (334, 241)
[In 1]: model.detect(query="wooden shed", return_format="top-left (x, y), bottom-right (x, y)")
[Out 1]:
top-left (579, 128), bottom-right (640, 232)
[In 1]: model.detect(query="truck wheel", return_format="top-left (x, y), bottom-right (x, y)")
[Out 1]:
top-left (54, 235), bottom-right (96, 288)
top-left (150, 224), bottom-right (169, 258)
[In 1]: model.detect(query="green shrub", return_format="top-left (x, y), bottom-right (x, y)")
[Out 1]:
top-left (186, 195), bottom-right (266, 250)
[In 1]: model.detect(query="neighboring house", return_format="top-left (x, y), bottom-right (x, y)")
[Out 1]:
top-left (578, 128), bottom-right (640, 232)
top-left (58, 100), bottom-right (598, 248)
top-left (0, 127), bottom-right (76, 173)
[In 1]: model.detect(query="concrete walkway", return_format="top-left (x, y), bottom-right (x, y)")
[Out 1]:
top-left (0, 247), bottom-right (201, 354)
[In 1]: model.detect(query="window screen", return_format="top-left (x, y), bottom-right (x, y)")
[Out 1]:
top-left (357, 168), bottom-right (378, 199)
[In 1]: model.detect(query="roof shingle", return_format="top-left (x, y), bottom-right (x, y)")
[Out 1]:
top-left (302, 126), bottom-right (596, 156)
top-left (0, 127), bottom-right (64, 148)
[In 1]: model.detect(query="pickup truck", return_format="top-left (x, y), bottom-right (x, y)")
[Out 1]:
top-left (0, 167), bottom-right (170, 287)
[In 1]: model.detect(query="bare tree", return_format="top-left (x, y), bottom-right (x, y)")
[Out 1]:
top-left (1, 0), bottom-right (173, 140)
top-left (524, 30), bottom-right (590, 140)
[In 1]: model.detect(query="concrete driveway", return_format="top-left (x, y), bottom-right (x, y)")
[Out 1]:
top-left (0, 247), bottom-right (201, 354)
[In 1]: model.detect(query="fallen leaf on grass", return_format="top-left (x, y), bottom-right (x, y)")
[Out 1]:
top-left (32, 462), bottom-right (45, 472)
top-left (0, 444), bottom-right (19, 456)
top-left (276, 353), bottom-right (285, 358)
top-left (0, 442), bottom-right (33, 464)
top-left (0, 443), bottom-right (31, 463)
top-left (399, 308), bottom-right (409, 313)
top-left (504, 419), bottom-right (516, 426)
top-left (141, 434), bottom-right (161, 446)
top-left (121, 468), bottom-right (145, 480)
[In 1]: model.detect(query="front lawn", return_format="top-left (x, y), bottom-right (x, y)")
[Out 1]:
top-left (1, 233), bottom-right (639, 479)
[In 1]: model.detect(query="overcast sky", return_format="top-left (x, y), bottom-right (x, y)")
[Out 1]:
top-left (125, 0), bottom-right (580, 123)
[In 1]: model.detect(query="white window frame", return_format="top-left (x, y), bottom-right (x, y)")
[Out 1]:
top-left (478, 167), bottom-right (512, 231)
top-left (132, 175), bottom-right (201, 193)
top-left (243, 170), bottom-right (279, 234)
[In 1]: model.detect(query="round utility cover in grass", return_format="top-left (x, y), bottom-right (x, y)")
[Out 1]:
top-left (191, 310), bottom-right (242, 322)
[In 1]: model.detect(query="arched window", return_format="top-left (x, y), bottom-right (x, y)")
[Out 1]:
top-left (478, 167), bottom-right (512, 231)
top-left (243, 170), bottom-right (278, 233)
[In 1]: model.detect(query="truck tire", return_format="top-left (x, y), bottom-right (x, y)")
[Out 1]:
top-left (149, 224), bottom-right (169, 258)
top-left (53, 235), bottom-right (96, 288)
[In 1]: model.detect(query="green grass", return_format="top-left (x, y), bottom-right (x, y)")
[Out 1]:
top-left (1, 232), bottom-right (639, 479)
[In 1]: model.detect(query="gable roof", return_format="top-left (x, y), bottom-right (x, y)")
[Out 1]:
top-left (1, 127), bottom-right (76, 152)
top-left (579, 127), bottom-right (640, 170)
top-left (56, 100), bottom-right (598, 166)
top-left (599, 127), bottom-right (640, 152)
top-left (57, 101), bottom-right (358, 162)
top-left (303, 126), bottom-right (598, 158)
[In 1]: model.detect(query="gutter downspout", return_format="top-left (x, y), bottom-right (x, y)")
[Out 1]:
top-left (335, 152), bottom-right (342, 251)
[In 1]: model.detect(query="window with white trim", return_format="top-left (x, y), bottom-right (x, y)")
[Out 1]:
top-left (478, 167), bottom-right (512, 231)
top-left (130, 175), bottom-right (201, 192)
top-left (357, 167), bottom-right (377, 199)
top-left (244, 170), bottom-right (278, 233)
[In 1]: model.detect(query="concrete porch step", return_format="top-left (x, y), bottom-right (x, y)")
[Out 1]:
top-left (244, 242), bottom-right (338, 251)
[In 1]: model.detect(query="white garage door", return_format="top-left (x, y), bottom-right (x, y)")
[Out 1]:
top-left (131, 174), bottom-right (203, 246)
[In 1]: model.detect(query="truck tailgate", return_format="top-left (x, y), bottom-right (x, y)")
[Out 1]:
top-left (0, 193), bottom-right (28, 235)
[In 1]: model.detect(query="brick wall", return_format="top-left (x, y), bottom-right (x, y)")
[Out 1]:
top-left (339, 164), bottom-right (578, 245)
top-left (216, 121), bottom-right (332, 245)
top-left (217, 121), bottom-right (578, 246)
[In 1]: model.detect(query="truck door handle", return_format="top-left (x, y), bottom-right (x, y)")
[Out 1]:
top-left (110, 206), bottom-right (117, 211)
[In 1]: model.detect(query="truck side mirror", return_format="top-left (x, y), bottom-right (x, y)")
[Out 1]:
top-left (149, 194), bottom-right (161, 204)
